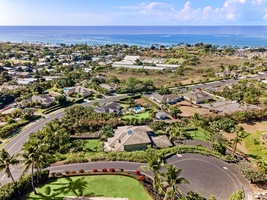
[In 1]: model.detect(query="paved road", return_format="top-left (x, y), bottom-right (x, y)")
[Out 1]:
top-left (0, 95), bottom-right (127, 184)
top-left (42, 154), bottom-right (250, 200)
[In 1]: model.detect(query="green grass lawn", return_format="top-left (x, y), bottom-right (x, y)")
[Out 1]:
top-left (122, 112), bottom-right (151, 120)
top-left (187, 130), bottom-right (207, 141)
top-left (26, 175), bottom-right (152, 200)
top-left (84, 139), bottom-right (101, 150)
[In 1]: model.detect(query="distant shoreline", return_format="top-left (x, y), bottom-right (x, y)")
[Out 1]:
top-left (0, 26), bottom-right (266, 47)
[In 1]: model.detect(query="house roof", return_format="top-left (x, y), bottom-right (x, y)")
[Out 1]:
top-left (108, 126), bottom-right (152, 151)
top-left (151, 135), bottom-right (173, 148)
top-left (152, 93), bottom-right (181, 103)
top-left (183, 89), bottom-right (213, 103)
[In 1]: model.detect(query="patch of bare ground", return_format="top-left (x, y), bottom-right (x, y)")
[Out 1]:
top-left (239, 121), bottom-right (267, 133)
top-left (220, 130), bottom-right (249, 154)
top-left (134, 98), bottom-right (152, 107)
top-left (176, 101), bottom-right (211, 117)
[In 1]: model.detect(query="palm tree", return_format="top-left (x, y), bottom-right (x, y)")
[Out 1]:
top-left (140, 147), bottom-right (165, 193)
top-left (162, 164), bottom-right (189, 200)
top-left (21, 144), bottom-right (46, 194)
top-left (231, 126), bottom-right (244, 155)
top-left (0, 149), bottom-right (20, 197)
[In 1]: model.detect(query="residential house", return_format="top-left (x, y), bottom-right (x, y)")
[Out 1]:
top-left (64, 86), bottom-right (92, 97)
top-left (94, 102), bottom-right (121, 114)
top-left (99, 83), bottom-right (119, 93)
top-left (19, 95), bottom-right (55, 108)
top-left (183, 89), bottom-right (213, 104)
top-left (106, 126), bottom-right (153, 151)
top-left (155, 112), bottom-right (167, 120)
top-left (150, 93), bottom-right (182, 104)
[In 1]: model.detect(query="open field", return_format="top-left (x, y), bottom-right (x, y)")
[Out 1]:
top-left (239, 121), bottom-right (267, 133)
top-left (26, 175), bottom-right (152, 200)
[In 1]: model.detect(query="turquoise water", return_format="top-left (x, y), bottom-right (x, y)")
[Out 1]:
top-left (0, 26), bottom-right (267, 47)
top-left (132, 107), bottom-right (144, 112)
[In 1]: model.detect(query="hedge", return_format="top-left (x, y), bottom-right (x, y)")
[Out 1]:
top-left (141, 95), bottom-right (161, 109)
top-left (0, 170), bottom-right (49, 200)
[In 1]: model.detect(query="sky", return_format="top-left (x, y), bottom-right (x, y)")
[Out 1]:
top-left (0, 0), bottom-right (267, 25)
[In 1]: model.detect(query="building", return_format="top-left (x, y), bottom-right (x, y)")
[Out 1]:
top-left (99, 83), bottom-right (118, 93)
top-left (64, 86), bottom-right (92, 97)
top-left (155, 112), bottom-right (167, 120)
top-left (94, 102), bottom-right (121, 114)
top-left (150, 93), bottom-right (182, 104)
top-left (106, 126), bottom-right (153, 152)
top-left (19, 95), bottom-right (55, 108)
top-left (183, 89), bottom-right (213, 104)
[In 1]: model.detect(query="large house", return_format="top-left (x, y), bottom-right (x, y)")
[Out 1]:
top-left (99, 83), bottom-right (118, 93)
top-left (94, 102), bottom-right (121, 114)
top-left (183, 89), bottom-right (213, 104)
top-left (64, 86), bottom-right (92, 97)
top-left (150, 93), bottom-right (182, 104)
top-left (106, 126), bottom-right (172, 152)
top-left (19, 95), bottom-right (55, 108)
top-left (106, 126), bottom-right (153, 152)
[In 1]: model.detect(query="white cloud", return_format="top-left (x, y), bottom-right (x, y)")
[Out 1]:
top-left (116, 0), bottom-right (267, 24)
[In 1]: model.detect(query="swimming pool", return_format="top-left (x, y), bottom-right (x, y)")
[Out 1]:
top-left (132, 107), bottom-right (144, 113)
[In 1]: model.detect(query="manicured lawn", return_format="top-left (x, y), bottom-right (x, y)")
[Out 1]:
top-left (187, 130), bottom-right (207, 141)
top-left (26, 175), bottom-right (152, 200)
top-left (122, 112), bottom-right (151, 120)
top-left (84, 139), bottom-right (101, 150)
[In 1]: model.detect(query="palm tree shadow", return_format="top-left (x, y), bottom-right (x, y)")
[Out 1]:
top-left (27, 177), bottom-right (94, 199)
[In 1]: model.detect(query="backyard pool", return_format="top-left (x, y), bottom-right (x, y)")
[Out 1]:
top-left (132, 106), bottom-right (144, 113)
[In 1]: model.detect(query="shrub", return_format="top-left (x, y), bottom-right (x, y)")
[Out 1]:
top-left (109, 168), bottom-right (115, 172)
top-left (135, 170), bottom-right (141, 175)
top-left (119, 168), bottom-right (124, 172)
top-left (55, 172), bottom-right (62, 177)
top-left (71, 171), bottom-right (76, 174)
top-left (79, 169), bottom-right (85, 174)
top-left (50, 172), bottom-right (56, 177)
top-left (93, 168), bottom-right (98, 172)
top-left (65, 171), bottom-right (70, 175)
top-left (102, 168), bottom-right (107, 172)
top-left (139, 175), bottom-right (145, 181)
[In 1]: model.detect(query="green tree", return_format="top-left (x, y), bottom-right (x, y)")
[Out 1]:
top-left (169, 106), bottom-right (182, 119)
top-left (231, 126), bottom-right (244, 155)
top-left (228, 191), bottom-right (244, 200)
top-left (21, 144), bottom-right (46, 194)
top-left (140, 147), bottom-right (164, 193)
top-left (0, 149), bottom-right (20, 197)
top-left (162, 164), bottom-right (189, 200)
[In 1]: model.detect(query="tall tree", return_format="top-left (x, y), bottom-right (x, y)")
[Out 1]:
top-left (0, 149), bottom-right (20, 197)
top-left (21, 143), bottom-right (46, 194)
top-left (231, 126), bottom-right (244, 155)
top-left (140, 147), bottom-right (165, 193)
top-left (162, 164), bottom-right (189, 200)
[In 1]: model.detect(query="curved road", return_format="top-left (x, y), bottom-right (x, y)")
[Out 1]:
top-left (45, 154), bottom-right (250, 200)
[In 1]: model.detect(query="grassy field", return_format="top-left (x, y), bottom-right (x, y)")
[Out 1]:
top-left (26, 175), bottom-right (152, 200)
top-left (165, 58), bottom-right (186, 64)
top-left (122, 112), bottom-right (151, 120)
top-left (187, 130), bottom-right (207, 141)
top-left (84, 139), bottom-right (101, 150)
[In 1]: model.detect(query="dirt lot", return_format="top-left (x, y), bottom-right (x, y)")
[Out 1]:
top-left (221, 130), bottom-right (249, 154)
top-left (239, 121), bottom-right (267, 133)
top-left (176, 101), bottom-right (211, 117)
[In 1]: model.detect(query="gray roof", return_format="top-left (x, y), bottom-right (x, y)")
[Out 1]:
top-left (108, 126), bottom-right (152, 151)
top-left (151, 135), bottom-right (173, 148)
top-left (183, 89), bottom-right (213, 103)
top-left (152, 93), bottom-right (181, 103)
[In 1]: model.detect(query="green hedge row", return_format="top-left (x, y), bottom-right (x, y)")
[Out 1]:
top-left (0, 170), bottom-right (49, 200)
top-left (141, 95), bottom-right (161, 109)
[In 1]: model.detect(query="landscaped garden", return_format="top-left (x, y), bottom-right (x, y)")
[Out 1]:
top-left (26, 175), bottom-right (152, 200)
top-left (84, 139), bottom-right (101, 151)
top-left (122, 111), bottom-right (151, 120)
top-left (187, 130), bottom-right (207, 141)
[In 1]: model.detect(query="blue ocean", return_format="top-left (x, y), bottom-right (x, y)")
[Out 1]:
top-left (0, 26), bottom-right (267, 47)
